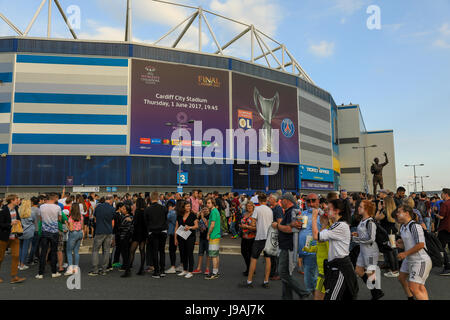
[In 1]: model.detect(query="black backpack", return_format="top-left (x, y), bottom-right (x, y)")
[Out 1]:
top-left (409, 222), bottom-right (444, 268)
top-left (366, 219), bottom-right (392, 253)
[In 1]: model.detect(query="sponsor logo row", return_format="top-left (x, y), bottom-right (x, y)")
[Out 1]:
top-left (140, 138), bottom-right (212, 147)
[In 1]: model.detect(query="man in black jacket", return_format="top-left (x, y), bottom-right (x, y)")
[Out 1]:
top-left (0, 194), bottom-right (26, 284)
top-left (145, 191), bottom-right (168, 278)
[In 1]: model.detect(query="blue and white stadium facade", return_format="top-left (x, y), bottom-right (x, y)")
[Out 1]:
top-left (0, 36), bottom-right (395, 195)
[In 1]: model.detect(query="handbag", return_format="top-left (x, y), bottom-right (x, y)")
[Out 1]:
top-left (11, 220), bottom-right (24, 236)
top-left (264, 226), bottom-right (280, 257)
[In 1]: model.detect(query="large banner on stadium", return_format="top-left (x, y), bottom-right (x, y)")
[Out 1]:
top-left (130, 59), bottom-right (230, 157)
top-left (232, 73), bottom-right (299, 164)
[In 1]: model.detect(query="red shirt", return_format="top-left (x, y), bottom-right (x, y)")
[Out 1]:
top-left (85, 201), bottom-right (91, 217)
top-left (438, 200), bottom-right (450, 232)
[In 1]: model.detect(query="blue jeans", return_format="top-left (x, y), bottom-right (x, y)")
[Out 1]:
top-left (19, 238), bottom-right (32, 265)
top-left (301, 254), bottom-right (318, 293)
top-left (27, 232), bottom-right (40, 264)
top-left (278, 249), bottom-right (309, 300)
top-left (67, 231), bottom-right (83, 266)
top-left (424, 217), bottom-right (431, 232)
top-left (230, 221), bottom-right (238, 237)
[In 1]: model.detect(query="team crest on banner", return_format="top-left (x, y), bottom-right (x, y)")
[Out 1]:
top-left (281, 118), bottom-right (295, 138)
top-left (238, 110), bottom-right (253, 130)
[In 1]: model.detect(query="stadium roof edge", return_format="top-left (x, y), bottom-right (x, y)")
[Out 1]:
top-left (0, 36), bottom-right (334, 103)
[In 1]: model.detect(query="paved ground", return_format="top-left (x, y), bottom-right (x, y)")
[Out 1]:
top-left (77, 236), bottom-right (243, 255)
top-left (0, 254), bottom-right (449, 300)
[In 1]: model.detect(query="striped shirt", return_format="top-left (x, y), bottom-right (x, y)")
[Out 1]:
top-left (400, 220), bottom-right (430, 262)
top-left (318, 221), bottom-right (351, 262)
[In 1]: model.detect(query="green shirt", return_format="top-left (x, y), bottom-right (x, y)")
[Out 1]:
top-left (58, 210), bottom-right (68, 232)
top-left (208, 208), bottom-right (221, 240)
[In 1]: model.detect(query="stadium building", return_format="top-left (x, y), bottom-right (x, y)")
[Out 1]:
top-left (0, 1), bottom-right (396, 196)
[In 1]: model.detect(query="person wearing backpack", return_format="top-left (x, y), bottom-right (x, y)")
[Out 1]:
top-left (396, 205), bottom-right (432, 300)
top-left (352, 200), bottom-right (384, 300)
top-left (417, 192), bottom-right (430, 231)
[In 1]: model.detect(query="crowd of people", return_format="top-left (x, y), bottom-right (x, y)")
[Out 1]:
top-left (0, 186), bottom-right (448, 301)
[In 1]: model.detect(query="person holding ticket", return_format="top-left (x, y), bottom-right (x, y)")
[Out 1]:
top-left (174, 201), bottom-right (199, 279)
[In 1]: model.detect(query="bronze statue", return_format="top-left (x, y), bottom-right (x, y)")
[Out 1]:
top-left (370, 152), bottom-right (389, 195)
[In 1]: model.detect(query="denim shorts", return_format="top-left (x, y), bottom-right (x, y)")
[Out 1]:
top-left (198, 238), bottom-right (209, 256)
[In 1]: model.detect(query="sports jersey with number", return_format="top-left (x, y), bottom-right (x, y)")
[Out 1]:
top-left (400, 220), bottom-right (430, 263)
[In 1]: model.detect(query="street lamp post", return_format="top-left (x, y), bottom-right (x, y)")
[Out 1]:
top-left (166, 120), bottom-right (195, 192)
top-left (353, 144), bottom-right (377, 194)
top-left (417, 175), bottom-right (430, 192)
top-left (404, 164), bottom-right (424, 193)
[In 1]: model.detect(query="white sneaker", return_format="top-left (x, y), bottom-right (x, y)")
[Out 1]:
top-left (384, 271), bottom-right (399, 278)
top-left (165, 266), bottom-right (176, 274)
top-left (175, 265), bottom-right (183, 272)
top-left (178, 271), bottom-right (188, 276)
top-left (64, 266), bottom-right (73, 276)
top-left (63, 263), bottom-right (68, 268)
top-left (35, 274), bottom-right (43, 279)
top-left (52, 272), bottom-right (62, 278)
top-left (185, 272), bottom-right (193, 279)
top-left (73, 266), bottom-right (79, 274)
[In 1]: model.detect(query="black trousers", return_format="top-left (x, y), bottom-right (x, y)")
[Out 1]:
top-left (438, 230), bottom-right (450, 268)
top-left (150, 232), bottom-right (167, 274)
top-left (38, 232), bottom-right (58, 275)
top-left (240, 238), bottom-right (254, 272)
top-left (168, 234), bottom-right (177, 267)
top-left (113, 234), bottom-right (121, 264)
top-left (270, 256), bottom-right (279, 277)
top-left (146, 238), bottom-right (153, 267)
top-left (121, 237), bottom-right (131, 271)
top-left (178, 235), bottom-right (195, 272)
top-left (324, 269), bottom-right (353, 301)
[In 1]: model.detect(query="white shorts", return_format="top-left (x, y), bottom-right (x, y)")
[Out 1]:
top-left (356, 251), bottom-right (379, 269)
top-left (400, 259), bottom-right (432, 285)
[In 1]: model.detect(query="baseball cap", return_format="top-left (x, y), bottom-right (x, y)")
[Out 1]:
top-left (281, 193), bottom-right (296, 205)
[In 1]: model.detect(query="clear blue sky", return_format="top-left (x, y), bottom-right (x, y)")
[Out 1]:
top-left (1, 0), bottom-right (449, 191)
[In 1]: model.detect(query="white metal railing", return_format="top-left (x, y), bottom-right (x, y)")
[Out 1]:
top-left (0, 0), bottom-right (314, 84)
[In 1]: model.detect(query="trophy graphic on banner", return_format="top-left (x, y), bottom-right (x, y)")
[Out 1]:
top-left (254, 88), bottom-right (279, 153)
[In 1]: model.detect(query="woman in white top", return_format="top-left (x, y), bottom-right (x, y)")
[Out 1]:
top-left (396, 204), bottom-right (432, 300)
top-left (312, 199), bottom-right (358, 300)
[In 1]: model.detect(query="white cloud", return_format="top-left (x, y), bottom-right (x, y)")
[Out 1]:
top-left (433, 39), bottom-right (450, 49)
top-left (432, 22), bottom-right (450, 49)
top-left (78, 20), bottom-right (144, 42)
top-left (439, 23), bottom-right (450, 36)
top-left (209, 0), bottom-right (282, 36)
top-left (309, 41), bottom-right (335, 58)
top-left (132, 0), bottom-right (193, 28)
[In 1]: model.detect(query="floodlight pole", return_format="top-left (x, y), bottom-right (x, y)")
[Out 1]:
top-left (48, 0), bottom-right (52, 38)
top-left (125, 0), bottom-right (132, 42)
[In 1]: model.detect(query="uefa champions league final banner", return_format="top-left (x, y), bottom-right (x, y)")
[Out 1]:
top-left (130, 59), bottom-right (230, 157)
top-left (232, 72), bottom-right (299, 164)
